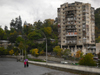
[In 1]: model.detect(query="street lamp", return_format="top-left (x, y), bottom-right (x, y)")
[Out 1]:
top-left (22, 30), bottom-right (27, 60)
top-left (31, 29), bottom-right (48, 65)
top-left (41, 31), bottom-right (47, 65)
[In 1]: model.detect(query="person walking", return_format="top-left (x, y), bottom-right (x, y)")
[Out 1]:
top-left (24, 61), bottom-right (27, 67)
top-left (26, 61), bottom-right (29, 67)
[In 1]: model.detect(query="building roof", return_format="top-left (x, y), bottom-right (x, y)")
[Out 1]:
top-left (0, 40), bottom-right (9, 43)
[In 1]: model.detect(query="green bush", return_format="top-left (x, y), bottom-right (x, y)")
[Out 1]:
top-left (79, 53), bottom-right (96, 66)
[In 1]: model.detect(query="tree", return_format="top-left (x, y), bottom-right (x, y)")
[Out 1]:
top-left (17, 16), bottom-right (22, 32)
top-left (0, 47), bottom-right (8, 55)
top-left (16, 36), bottom-right (24, 43)
top-left (75, 50), bottom-right (83, 58)
top-left (14, 51), bottom-right (19, 56)
top-left (9, 49), bottom-right (14, 55)
top-left (53, 46), bottom-right (62, 57)
top-left (13, 47), bottom-right (19, 56)
top-left (98, 52), bottom-right (100, 59)
top-left (18, 42), bottom-right (24, 50)
top-left (23, 22), bottom-right (33, 35)
top-left (62, 49), bottom-right (71, 59)
top-left (28, 31), bottom-right (42, 40)
top-left (39, 50), bottom-right (45, 55)
top-left (44, 27), bottom-right (52, 35)
top-left (4, 25), bottom-right (8, 31)
top-left (0, 27), bottom-right (7, 40)
top-left (96, 36), bottom-right (100, 43)
top-left (30, 48), bottom-right (39, 57)
top-left (9, 30), bottom-right (18, 43)
top-left (34, 20), bottom-right (43, 29)
top-left (10, 19), bottom-right (15, 29)
top-left (43, 19), bottom-right (54, 27)
top-left (79, 53), bottom-right (96, 66)
top-left (95, 8), bottom-right (100, 42)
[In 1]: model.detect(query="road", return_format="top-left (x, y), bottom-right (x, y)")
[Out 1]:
top-left (0, 58), bottom-right (78, 75)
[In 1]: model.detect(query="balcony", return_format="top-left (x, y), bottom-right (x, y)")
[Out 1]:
top-left (67, 7), bottom-right (76, 11)
top-left (66, 37), bottom-right (77, 40)
top-left (66, 27), bottom-right (76, 30)
top-left (83, 29), bottom-right (86, 31)
top-left (66, 32), bottom-right (77, 36)
top-left (66, 41), bottom-right (77, 45)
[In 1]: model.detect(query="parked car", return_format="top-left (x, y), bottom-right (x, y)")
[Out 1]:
top-left (61, 61), bottom-right (68, 64)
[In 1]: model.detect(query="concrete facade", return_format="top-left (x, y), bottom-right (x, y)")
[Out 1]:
top-left (58, 2), bottom-right (96, 56)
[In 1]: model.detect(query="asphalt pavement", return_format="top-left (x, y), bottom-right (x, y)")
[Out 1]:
top-left (0, 58), bottom-right (78, 75)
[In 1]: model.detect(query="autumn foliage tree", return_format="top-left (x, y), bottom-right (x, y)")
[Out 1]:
top-left (9, 49), bottom-right (14, 55)
top-left (53, 46), bottom-right (62, 57)
top-left (79, 53), bottom-right (96, 66)
top-left (30, 48), bottom-right (39, 57)
top-left (44, 27), bottom-right (52, 35)
top-left (39, 50), bottom-right (45, 55)
top-left (75, 50), bottom-right (83, 58)
top-left (28, 31), bottom-right (42, 40)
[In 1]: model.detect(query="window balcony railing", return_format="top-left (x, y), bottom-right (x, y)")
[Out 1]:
top-left (66, 41), bottom-right (77, 45)
top-left (66, 32), bottom-right (77, 36)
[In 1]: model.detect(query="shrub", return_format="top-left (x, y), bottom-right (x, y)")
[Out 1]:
top-left (79, 53), bottom-right (96, 66)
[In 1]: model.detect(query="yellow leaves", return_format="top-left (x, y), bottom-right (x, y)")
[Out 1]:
top-left (31, 48), bottom-right (39, 57)
top-left (24, 25), bottom-right (26, 28)
top-left (75, 50), bottom-right (82, 58)
top-left (71, 53), bottom-right (74, 57)
top-left (39, 50), bottom-right (45, 55)
top-left (98, 36), bottom-right (100, 38)
top-left (9, 49), bottom-right (14, 55)
top-left (44, 27), bottom-right (52, 35)
top-left (10, 30), bottom-right (17, 36)
top-left (18, 42), bottom-right (24, 49)
top-left (45, 19), bottom-right (54, 25)
top-left (53, 46), bottom-right (62, 57)
top-left (10, 33), bottom-right (14, 35)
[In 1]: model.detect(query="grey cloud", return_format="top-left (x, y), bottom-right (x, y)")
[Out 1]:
top-left (0, 0), bottom-right (99, 29)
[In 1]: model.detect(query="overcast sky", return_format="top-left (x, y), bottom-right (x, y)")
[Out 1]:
top-left (0, 0), bottom-right (100, 29)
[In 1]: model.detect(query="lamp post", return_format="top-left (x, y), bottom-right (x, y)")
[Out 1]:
top-left (22, 30), bottom-right (26, 60)
top-left (41, 31), bottom-right (47, 65)
top-left (31, 29), bottom-right (47, 65)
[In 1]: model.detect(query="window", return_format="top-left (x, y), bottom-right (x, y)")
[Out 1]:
top-left (68, 22), bottom-right (70, 24)
top-left (71, 22), bottom-right (73, 24)
top-left (79, 37), bottom-right (81, 39)
top-left (68, 18), bottom-right (70, 21)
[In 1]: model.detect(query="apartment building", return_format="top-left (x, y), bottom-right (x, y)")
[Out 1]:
top-left (58, 2), bottom-right (96, 56)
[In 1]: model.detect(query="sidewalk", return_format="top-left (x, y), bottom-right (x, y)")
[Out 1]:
top-left (28, 61), bottom-right (100, 74)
